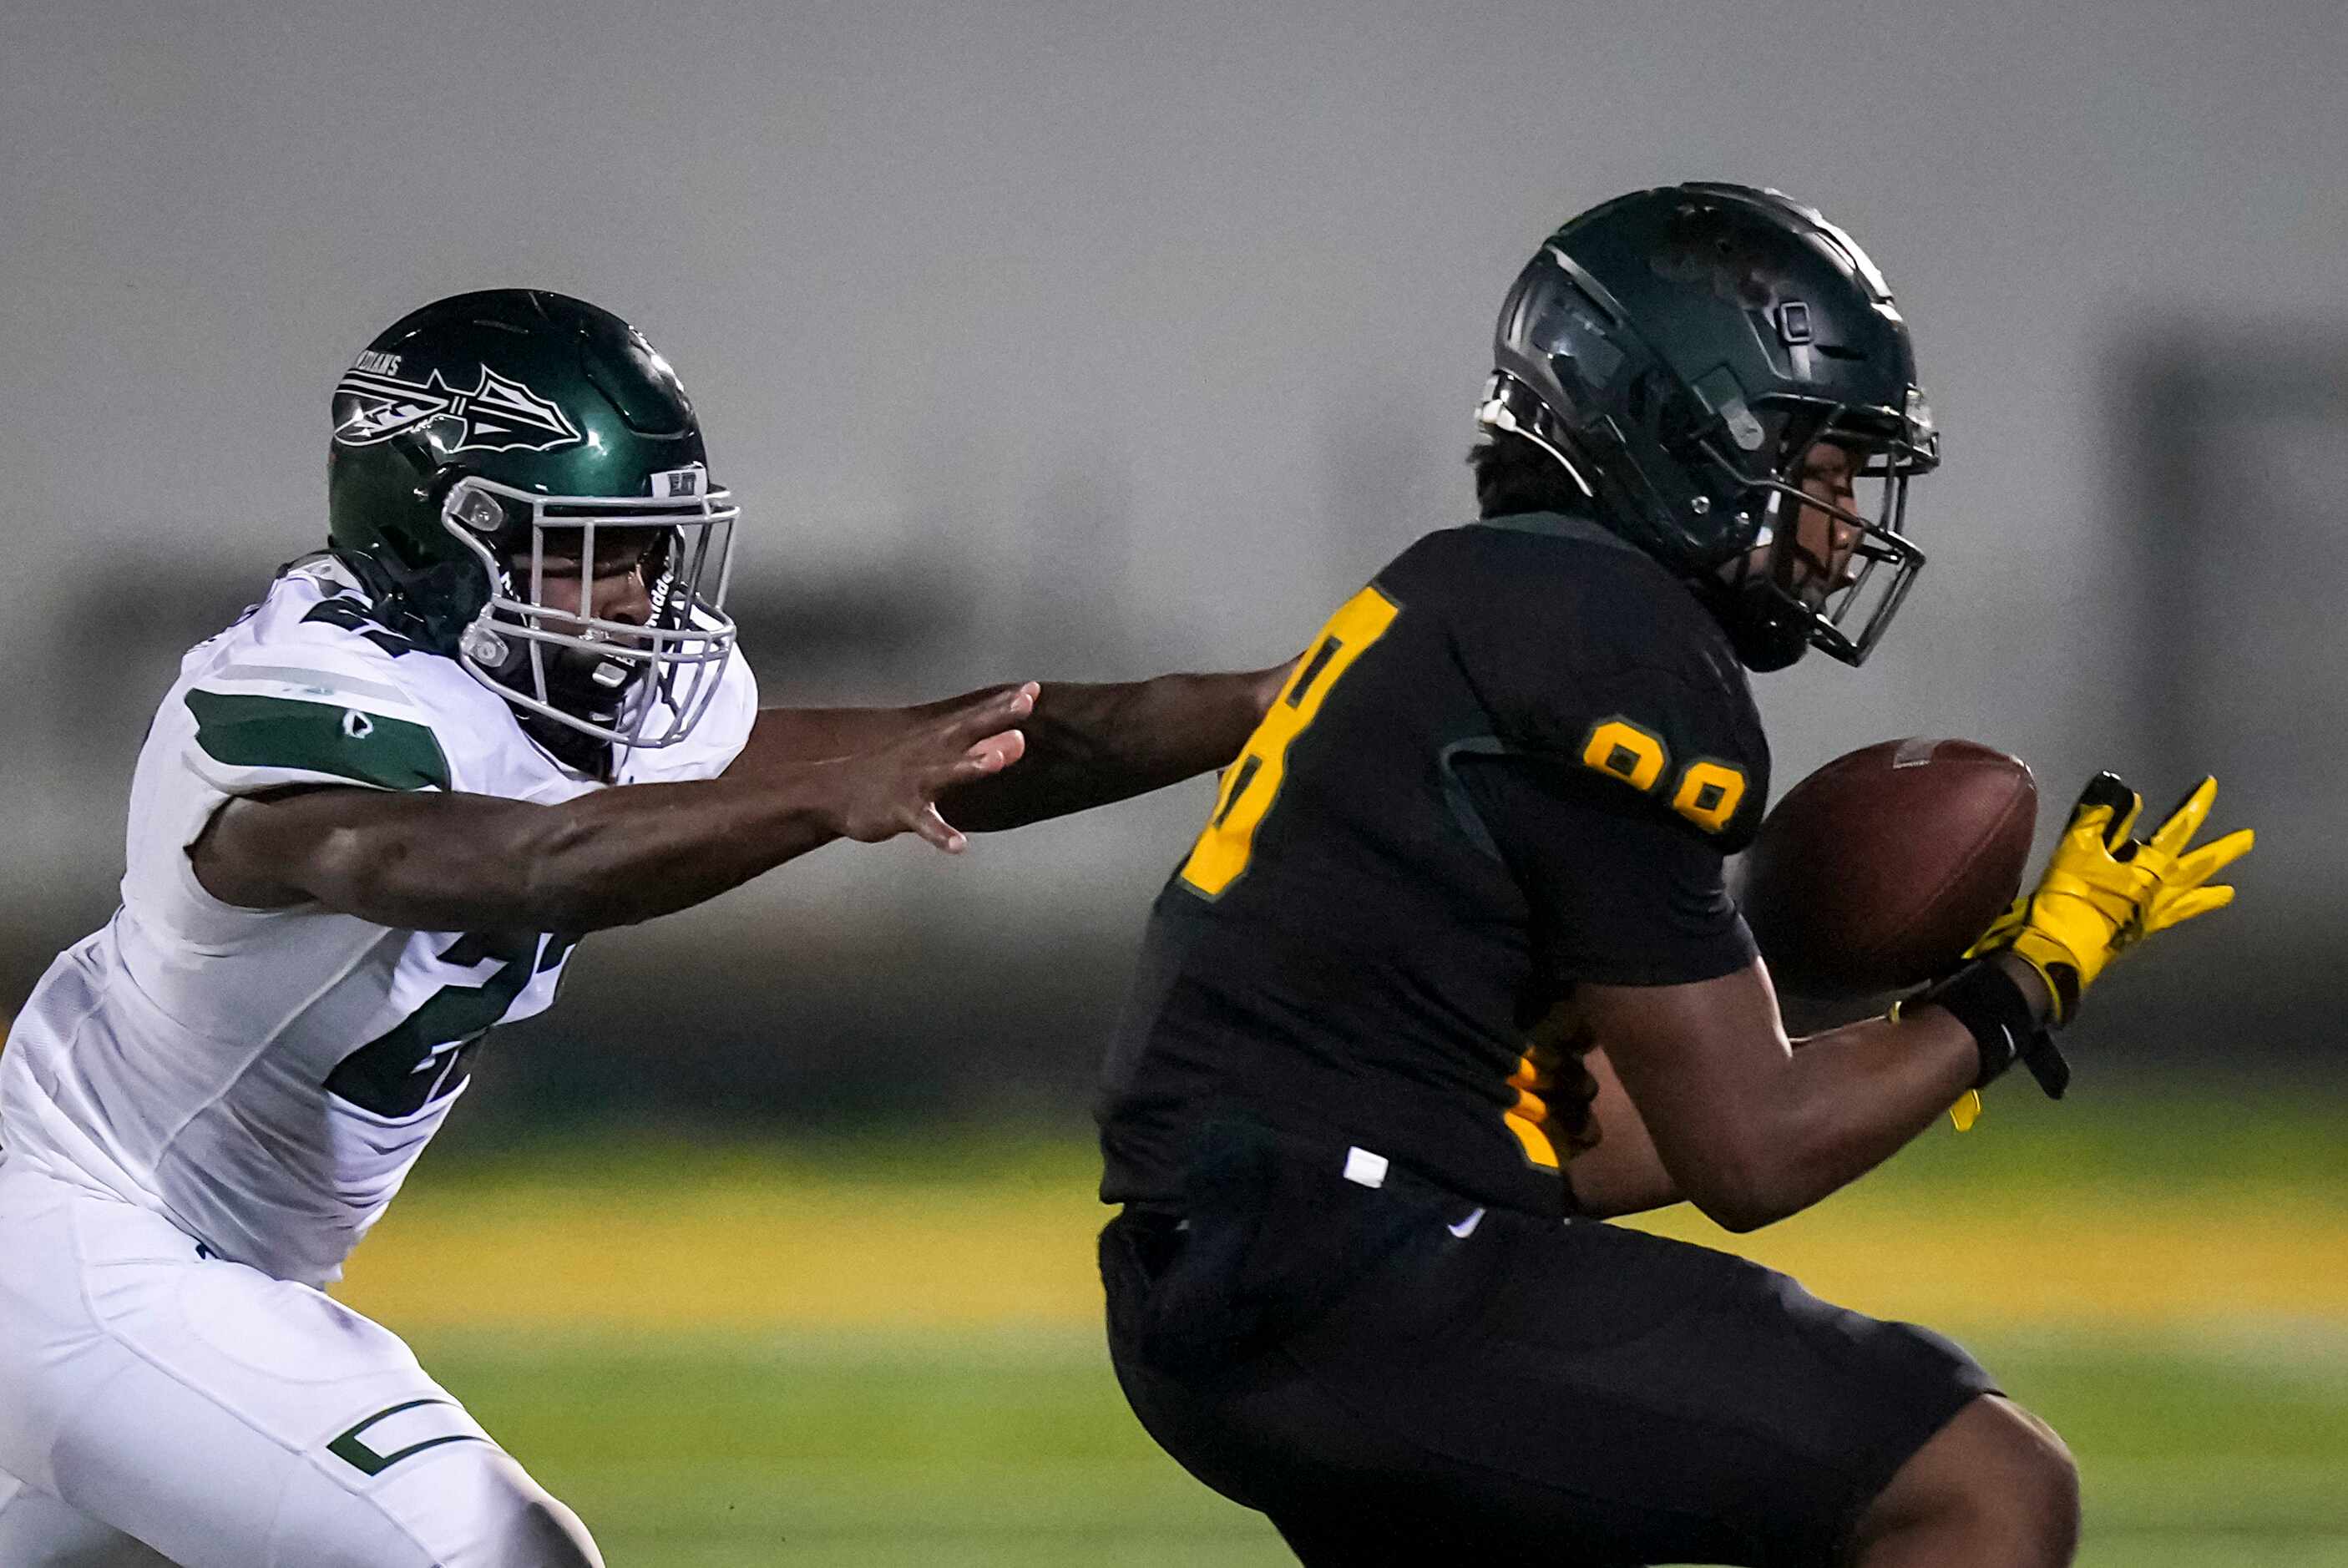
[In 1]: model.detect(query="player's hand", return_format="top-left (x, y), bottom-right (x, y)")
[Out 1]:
top-left (818, 684), bottom-right (1035, 852)
top-left (1966, 773), bottom-right (2252, 1026)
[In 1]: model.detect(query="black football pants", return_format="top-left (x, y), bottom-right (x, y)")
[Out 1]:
top-left (1099, 1125), bottom-right (1993, 1566)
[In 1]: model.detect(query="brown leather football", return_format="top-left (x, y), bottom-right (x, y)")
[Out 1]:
top-left (1736, 737), bottom-right (2037, 1001)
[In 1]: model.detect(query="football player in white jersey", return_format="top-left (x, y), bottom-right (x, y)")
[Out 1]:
top-left (0, 290), bottom-right (1291, 1567)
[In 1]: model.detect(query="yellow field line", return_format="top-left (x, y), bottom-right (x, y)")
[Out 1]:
top-left (337, 1177), bottom-right (2348, 1333)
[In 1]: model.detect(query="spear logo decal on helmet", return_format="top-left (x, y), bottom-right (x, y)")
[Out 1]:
top-left (332, 365), bottom-right (584, 454)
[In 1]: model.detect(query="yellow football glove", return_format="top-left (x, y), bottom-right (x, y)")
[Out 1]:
top-left (1969, 773), bottom-right (2253, 1026)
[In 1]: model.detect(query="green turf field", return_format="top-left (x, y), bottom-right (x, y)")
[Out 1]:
top-left (415, 1326), bottom-right (2348, 1566)
top-left (343, 1090), bottom-right (2348, 1565)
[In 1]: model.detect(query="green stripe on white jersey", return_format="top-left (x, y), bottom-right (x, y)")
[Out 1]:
top-left (185, 689), bottom-right (451, 792)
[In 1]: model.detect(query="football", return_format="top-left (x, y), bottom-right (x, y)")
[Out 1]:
top-left (1736, 737), bottom-right (2037, 1001)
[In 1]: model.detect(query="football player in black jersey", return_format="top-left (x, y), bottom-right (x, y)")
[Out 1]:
top-left (1096, 185), bottom-right (2250, 1566)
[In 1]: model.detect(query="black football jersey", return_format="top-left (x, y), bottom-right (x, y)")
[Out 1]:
top-left (1098, 510), bottom-right (1772, 1218)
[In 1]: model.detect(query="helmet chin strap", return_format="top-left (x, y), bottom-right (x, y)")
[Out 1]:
top-left (515, 706), bottom-right (619, 776)
top-left (1705, 493), bottom-right (1816, 673)
top-left (1721, 587), bottom-right (1812, 672)
top-left (463, 608), bottom-right (644, 737)
top-left (1702, 558), bottom-right (1812, 671)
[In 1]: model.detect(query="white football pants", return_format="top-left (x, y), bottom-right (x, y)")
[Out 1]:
top-left (0, 1156), bottom-right (601, 1567)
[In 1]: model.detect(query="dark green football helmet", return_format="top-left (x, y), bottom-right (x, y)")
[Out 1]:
top-left (327, 289), bottom-right (739, 750)
top-left (1476, 183), bottom-right (1937, 670)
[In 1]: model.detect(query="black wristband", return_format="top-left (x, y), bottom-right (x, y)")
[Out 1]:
top-left (1912, 960), bottom-right (2040, 1090)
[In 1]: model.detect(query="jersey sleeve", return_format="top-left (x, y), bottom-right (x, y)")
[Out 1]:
top-left (178, 645), bottom-right (455, 798)
top-left (1435, 530), bottom-right (1770, 986)
top-left (128, 596), bottom-right (473, 951)
top-left (1452, 751), bottom-right (1757, 987)
top-left (1449, 543), bottom-right (1770, 854)
top-left (1504, 659), bottom-right (1767, 848)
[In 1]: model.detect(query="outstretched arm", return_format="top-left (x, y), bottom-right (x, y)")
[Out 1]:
top-left (192, 686), bottom-right (1034, 934)
top-left (944, 665), bottom-right (1293, 830)
top-left (730, 661), bottom-right (1297, 832)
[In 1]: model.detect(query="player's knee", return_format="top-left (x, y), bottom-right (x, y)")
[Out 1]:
top-left (1858, 1396), bottom-right (2078, 1565)
top-left (1994, 1403), bottom-right (2081, 1559)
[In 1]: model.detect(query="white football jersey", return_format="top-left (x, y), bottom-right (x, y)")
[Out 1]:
top-left (0, 557), bottom-right (757, 1286)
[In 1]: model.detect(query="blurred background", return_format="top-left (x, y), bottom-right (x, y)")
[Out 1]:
top-left (3, 1), bottom-right (2344, 1562)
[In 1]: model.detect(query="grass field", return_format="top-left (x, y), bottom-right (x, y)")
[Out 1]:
top-left (340, 1089), bottom-right (2348, 1565)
